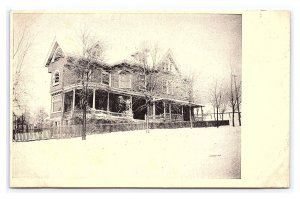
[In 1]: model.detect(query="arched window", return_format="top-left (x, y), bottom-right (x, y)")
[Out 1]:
top-left (53, 70), bottom-right (60, 86)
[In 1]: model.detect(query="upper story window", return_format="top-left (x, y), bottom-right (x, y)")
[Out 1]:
top-left (101, 71), bottom-right (110, 86)
top-left (162, 59), bottom-right (173, 72)
top-left (53, 70), bottom-right (60, 86)
top-left (162, 80), bottom-right (174, 95)
top-left (167, 81), bottom-right (174, 95)
top-left (119, 73), bottom-right (132, 89)
top-left (52, 94), bottom-right (62, 113)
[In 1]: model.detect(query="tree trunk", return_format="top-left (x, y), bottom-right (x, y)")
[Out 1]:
top-left (82, 86), bottom-right (87, 140)
top-left (82, 106), bottom-right (86, 140)
top-left (213, 107), bottom-right (216, 121)
top-left (216, 107), bottom-right (219, 128)
top-left (237, 105), bottom-right (241, 126)
top-left (146, 103), bottom-right (150, 133)
top-left (233, 75), bottom-right (241, 126)
top-left (232, 107), bottom-right (235, 127)
top-left (189, 105), bottom-right (193, 129)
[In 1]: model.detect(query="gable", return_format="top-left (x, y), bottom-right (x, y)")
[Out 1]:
top-left (44, 40), bottom-right (65, 68)
top-left (157, 49), bottom-right (180, 74)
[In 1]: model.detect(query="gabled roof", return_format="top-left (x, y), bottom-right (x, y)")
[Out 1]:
top-left (156, 49), bottom-right (180, 74)
top-left (44, 37), bottom-right (66, 67)
top-left (44, 38), bottom-right (182, 76)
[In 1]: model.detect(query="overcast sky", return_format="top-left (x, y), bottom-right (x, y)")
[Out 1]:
top-left (13, 13), bottom-right (241, 114)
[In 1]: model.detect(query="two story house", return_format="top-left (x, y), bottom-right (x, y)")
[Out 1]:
top-left (44, 40), bottom-right (202, 126)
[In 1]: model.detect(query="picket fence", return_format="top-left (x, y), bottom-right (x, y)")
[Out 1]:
top-left (13, 120), bottom-right (229, 142)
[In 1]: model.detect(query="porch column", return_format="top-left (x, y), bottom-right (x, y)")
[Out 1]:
top-left (72, 89), bottom-right (75, 111)
top-left (152, 101), bottom-right (156, 119)
top-left (181, 105), bottom-right (184, 118)
top-left (201, 106), bottom-right (204, 121)
top-left (107, 92), bottom-right (110, 114)
top-left (189, 104), bottom-right (193, 129)
top-left (169, 103), bottom-right (172, 120)
top-left (130, 96), bottom-right (133, 115)
top-left (92, 89), bottom-right (96, 109)
top-left (61, 92), bottom-right (65, 113)
top-left (163, 101), bottom-right (166, 119)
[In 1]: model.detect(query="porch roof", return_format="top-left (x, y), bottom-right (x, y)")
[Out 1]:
top-left (153, 97), bottom-right (204, 108)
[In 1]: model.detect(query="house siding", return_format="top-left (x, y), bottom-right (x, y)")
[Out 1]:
top-left (48, 58), bottom-right (67, 93)
top-left (48, 57), bottom-right (192, 102)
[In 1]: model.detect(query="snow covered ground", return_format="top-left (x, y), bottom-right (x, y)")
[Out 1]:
top-left (11, 126), bottom-right (241, 187)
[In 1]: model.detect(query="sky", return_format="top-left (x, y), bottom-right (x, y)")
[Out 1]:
top-left (13, 12), bottom-right (241, 114)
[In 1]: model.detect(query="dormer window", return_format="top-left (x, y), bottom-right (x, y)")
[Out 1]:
top-left (53, 70), bottom-right (60, 86)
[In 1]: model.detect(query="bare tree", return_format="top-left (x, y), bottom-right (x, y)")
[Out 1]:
top-left (233, 75), bottom-right (242, 126)
top-left (131, 42), bottom-right (163, 133)
top-left (187, 71), bottom-right (205, 127)
top-left (35, 107), bottom-right (49, 129)
top-left (220, 99), bottom-right (227, 121)
top-left (227, 74), bottom-right (237, 126)
top-left (13, 22), bottom-right (35, 114)
top-left (210, 81), bottom-right (222, 127)
top-left (65, 30), bottom-right (106, 140)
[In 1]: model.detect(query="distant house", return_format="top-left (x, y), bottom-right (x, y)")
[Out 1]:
top-left (44, 40), bottom-right (203, 126)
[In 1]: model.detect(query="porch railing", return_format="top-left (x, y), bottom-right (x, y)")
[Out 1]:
top-left (67, 109), bottom-right (133, 119)
top-left (149, 113), bottom-right (183, 121)
top-left (92, 109), bottom-right (133, 118)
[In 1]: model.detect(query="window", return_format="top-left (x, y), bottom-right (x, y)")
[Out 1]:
top-left (52, 101), bottom-right (62, 112)
top-left (101, 72), bottom-right (110, 85)
top-left (52, 94), bottom-right (62, 112)
top-left (162, 80), bottom-right (173, 94)
top-left (53, 70), bottom-right (60, 86)
top-left (163, 59), bottom-right (172, 72)
top-left (162, 80), bottom-right (167, 93)
top-left (166, 60), bottom-right (170, 71)
top-left (168, 81), bottom-right (174, 95)
top-left (119, 74), bottom-right (131, 88)
top-left (167, 81), bottom-right (174, 95)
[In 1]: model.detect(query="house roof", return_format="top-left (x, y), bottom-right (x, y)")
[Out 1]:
top-left (44, 37), bottom-right (78, 68)
top-left (44, 37), bottom-right (81, 68)
top-left (110, 49), bottom-right (182, 75)
top-left (44, 38), bottom-right (182, 75)
top-left (43, 37), bottom-right (60, 68)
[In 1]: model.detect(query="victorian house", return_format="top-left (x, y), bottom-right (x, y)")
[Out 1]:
top-left (44, 40), bottom-right (202, 126)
